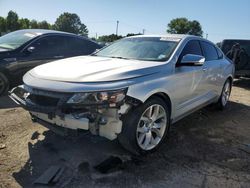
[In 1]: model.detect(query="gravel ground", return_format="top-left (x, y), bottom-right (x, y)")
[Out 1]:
top-left (0, 78), bottom-right (250, 188)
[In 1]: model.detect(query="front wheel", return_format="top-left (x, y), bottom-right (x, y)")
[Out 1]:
top-left (118, 97), bottom-right (170, 155)
top-left (217, 79), bottom-right (232, 110)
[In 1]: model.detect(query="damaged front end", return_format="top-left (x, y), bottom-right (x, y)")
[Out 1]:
top-left (10, 85), bottom-right (136, 140)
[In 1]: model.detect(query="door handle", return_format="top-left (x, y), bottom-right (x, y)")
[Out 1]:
top-left (54, 55), bottom-right (64, 59)
top-left (202, 66), bottom-right (207, 72)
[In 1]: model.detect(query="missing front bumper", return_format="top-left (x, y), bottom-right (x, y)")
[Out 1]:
top-left (9, 85), bottom-right (126, 140)
top-left (30, 111), bottom-right (89, 130)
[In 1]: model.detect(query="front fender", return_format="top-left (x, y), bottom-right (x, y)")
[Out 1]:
top-left (126, 72), bottom-right (175, 117)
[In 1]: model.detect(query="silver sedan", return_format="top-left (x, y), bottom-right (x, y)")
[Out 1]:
top-left (10, 35), bottom-right (235, 155)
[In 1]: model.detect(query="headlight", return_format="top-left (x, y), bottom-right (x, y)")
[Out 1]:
top-left (67, 88), bottom-right (127, 107)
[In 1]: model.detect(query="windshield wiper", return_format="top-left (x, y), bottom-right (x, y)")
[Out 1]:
top-left (110, 56), bottom-right (130, 60)
top-left (91, 55), bottom-right (130, 60)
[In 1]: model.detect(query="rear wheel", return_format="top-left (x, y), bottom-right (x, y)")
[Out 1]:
top-left (0, 72), bottom-right (9, 96)
top-left (217, 79), bottom-right (232, 110)
top-left (118, 97), bottom-right (170, 155)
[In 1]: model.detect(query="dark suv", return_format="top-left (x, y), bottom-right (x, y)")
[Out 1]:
top-left (0, 29), bottom-right (101, 95)
top-left (219, 39), bottom-right (250, 77)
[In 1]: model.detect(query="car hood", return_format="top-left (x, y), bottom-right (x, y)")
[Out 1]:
top-left (28, 56), bottom-right (165, 82)
top-left (0, 48), bottom-right (9, 52)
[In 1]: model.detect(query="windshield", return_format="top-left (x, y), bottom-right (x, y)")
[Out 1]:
top-left (0, 30), bottom-right (38, 50)
top-left (94, 37), bottom-right (179, 61)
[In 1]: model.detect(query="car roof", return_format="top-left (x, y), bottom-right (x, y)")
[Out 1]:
top-left (14, 29), bottom-right (100, 44)
top-left (127, 34), bottom-right (201, 40)
top-left (7, 29), bottom-right (100, 50)
top-left (125, 34), bottom-right (218, 47)
top-left (14, 29), bottom-right (79, 37)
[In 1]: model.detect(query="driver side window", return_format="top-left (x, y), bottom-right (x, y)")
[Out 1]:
top-left (178, 40), bottom-right (203, 62)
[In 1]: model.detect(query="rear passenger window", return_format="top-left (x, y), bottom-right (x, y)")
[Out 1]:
top-left (179, 40), bottom-right (202, 61)
top-left (65, 37), bottom-right (99, 56)
top-left (201, 41), bottom-right (219, 61)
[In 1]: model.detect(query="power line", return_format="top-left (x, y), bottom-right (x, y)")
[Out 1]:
top-left (119, 21), bottom-right (142, 30)
top-left (87, 20), bottom-right (159, 36)
top-left (85, 20), bottom-right (116, 24)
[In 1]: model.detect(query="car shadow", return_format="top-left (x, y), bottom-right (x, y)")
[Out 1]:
top-left (12, 130), bottom-right (129, 187)
top-left (233, 77), bottom-right (250, 90)
top-left (0, 95), bottom-right (18, 109)
top-left (12, 100), bottom-right (250, 187)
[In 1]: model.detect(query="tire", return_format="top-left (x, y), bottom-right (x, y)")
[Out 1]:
top-left (0, 72), bottom-right (9, 96)
top-left (118, 97), bottom-right (170, 155)
top-left (217, 79), bottom-right (232, 110)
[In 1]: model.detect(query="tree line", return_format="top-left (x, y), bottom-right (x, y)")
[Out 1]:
top-left (0, 11), bottom-right (88, 36)
top-left (0, 11), bottom-right (203, 42)
top-left (97, 33), bottom-right (143, 43)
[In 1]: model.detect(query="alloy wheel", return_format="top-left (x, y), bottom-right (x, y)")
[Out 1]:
top-left (221, 81), bottom-right (231, 106)
top-left (136, 104), bottom-right (167, 150)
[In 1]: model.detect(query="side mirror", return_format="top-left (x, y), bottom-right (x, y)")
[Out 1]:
top-left (26, 46), bottom-right (35, 53)
top-left (180, 54), bottom-right (205, 66)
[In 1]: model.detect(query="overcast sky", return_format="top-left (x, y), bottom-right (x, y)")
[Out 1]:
top-left (0, 0), bottom-right (250, 42)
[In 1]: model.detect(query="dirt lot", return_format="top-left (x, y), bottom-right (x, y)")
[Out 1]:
top-left (0, 78), bottom-right (250, 188)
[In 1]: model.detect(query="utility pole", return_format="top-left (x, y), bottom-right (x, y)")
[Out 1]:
top-left (116, 20), bottom-right (119, 35)
top-left (142, 29), bottom-right (145, 35)
top-left (206, 33), bottom-right (208, 39)
top-left (95, 33), bottom-right (97, 40)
